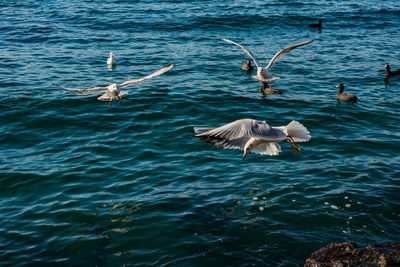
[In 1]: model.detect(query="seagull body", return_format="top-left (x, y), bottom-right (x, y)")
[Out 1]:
top-left (336, 83), bottom-right (358, 103)
top-left (107, 52), bottom-right (117, 66)
top-left (54, 63), bottom-right (174, 107)
top-left (221, 38), bottom-right (313, 92)
top-left (96, 83), bottom-right (127, 101)
top-left (193, 119), bottom-right (311, 158)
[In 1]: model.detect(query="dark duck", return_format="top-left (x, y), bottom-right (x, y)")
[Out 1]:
top-left (241, 59), bottom-right (254, 71)
top-left (261, 82), bottom-right (282, 95)
top-left (336, 83), bottom-right (358, 103)
top-left (385, 64), bottom-right (400, 76)
top-left (309, 19), bottom-right (323, 28)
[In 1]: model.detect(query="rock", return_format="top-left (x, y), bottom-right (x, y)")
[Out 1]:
top-left (304, 242), bottom-right (361, 267)
top-left (362, 244), bottom-right (400, 267)
top-left (304, 242), bottom-right (400, 267)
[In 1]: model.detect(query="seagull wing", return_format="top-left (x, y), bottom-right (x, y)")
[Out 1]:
top-left (195, 135), bottom-right (251, 150)
top-left (120, 63), bottom-right (174, 88)
top-left (195, 119), bottom-right (285, 142)
top-left (265, 40), bottom-right (313, 69)
top-left (192, 127), bottom-right (216, 135)
top-left (53, 83), bottom-right (108, 95)
top-left (193, 126), bottom-right (250, 150)
top-left (221, 38), bottom-right (261, 69)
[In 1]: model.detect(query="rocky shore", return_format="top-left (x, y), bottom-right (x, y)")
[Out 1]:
top-left (304, 242), bottom-right (400, 267)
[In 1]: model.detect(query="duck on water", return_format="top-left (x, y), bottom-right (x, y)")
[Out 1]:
top-left (241, 59), bottom-right (254, 71)
top-left (385, 64), bottom-right (400, 76)
top-left (309, 19), bottom-right (323, 28)
top-left (336, 83), bottom-right (358, 103)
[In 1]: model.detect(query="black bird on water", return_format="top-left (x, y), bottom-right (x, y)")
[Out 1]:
top-left (336, 83), bottom-right (358, 103)
top-left (385, 64), bottom-right (400, 76)
top-left (309, 19), bottom-right (323, 29)
top-left (261, 83), bottom-right (282, 95)
top-left (241, 59), bottom-right (254, 71)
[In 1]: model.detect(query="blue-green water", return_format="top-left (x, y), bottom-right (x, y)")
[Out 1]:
top-left (1, 1), bottom-right (400, 266)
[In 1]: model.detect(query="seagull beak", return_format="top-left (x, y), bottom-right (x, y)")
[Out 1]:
top-left (242, 152), bottom-right (248, 159)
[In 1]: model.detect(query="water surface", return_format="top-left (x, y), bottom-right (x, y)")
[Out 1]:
top-left (1, 1), bottom-right (400, 266)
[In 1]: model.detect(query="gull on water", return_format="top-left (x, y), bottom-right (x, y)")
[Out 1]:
top-left (221, 38), bottom-right (313, 93)
top-left (107, 52), bottom-right (117, 67)
top-left (193, 118), bottom-right (311, 159)
top-left (54, 63), bottom-right (174, 107)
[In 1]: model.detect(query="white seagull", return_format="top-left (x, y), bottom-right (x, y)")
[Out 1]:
top-left (107, 52), bottom-right (117, 67)
top-left (193, 118), bottom-right (311, 159)
top-left (54, 63), bottom-right (174, 107)
top-left (221, 38), bottom-right (313, 92)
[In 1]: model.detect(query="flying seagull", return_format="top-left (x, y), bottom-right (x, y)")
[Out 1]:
top-left (193, 118), bottom-right (311, 158)
top-left (54, 63), bottom-right (174, 107)
top-left (221, 38), bottom-right (313, 92)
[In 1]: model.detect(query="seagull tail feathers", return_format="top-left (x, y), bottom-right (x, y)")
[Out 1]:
top-left (285, 121), bottom-right (311, 142)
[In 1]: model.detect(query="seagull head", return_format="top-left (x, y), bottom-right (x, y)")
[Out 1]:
top-left (257, 68), bottom-right (263, 78)
top-left (110, 52), bottom-right (114, 57)
top-left (107, 83), bottom-right (120, 97)
top-left (243, 138), bottom-right (256, 159)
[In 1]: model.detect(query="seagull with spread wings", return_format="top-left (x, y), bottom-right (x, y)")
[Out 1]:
top-left (193, 119), bottom-right (311, 159)
top-left (54, 63), bottom-right (174, 107)
top-left (222, 38), bottom-right (313, 92)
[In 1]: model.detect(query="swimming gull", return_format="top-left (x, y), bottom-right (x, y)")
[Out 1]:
top-left (193, 118), bottom-right (311, 158)
top-left (54, 63), bottom-right (174, 107)
top-left (107, 52), bottom-right (117, 67)
top-left (222, 38), bottom-right (313, 92)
